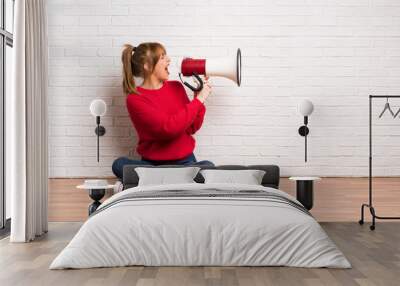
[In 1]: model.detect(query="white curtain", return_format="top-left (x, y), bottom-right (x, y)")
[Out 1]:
top-left (8, 0), bottom-right (48, 242)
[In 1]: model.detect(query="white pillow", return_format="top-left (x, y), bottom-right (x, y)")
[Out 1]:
top-left (135, 167), bottom-right (201, 186)
top-left (200, 169), bottom-right (266, 185)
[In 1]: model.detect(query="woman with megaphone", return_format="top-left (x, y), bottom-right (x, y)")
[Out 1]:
top-left (111, 42), bottom-right (214, 191)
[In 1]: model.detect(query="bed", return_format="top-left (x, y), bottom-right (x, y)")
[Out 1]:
top-left (50, 165), bottom-right (350, 269)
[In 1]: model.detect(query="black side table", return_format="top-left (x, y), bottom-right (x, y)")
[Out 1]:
top-left (77, 183), bottom-right (114, 215)
top-left (289, 177), bottom-right (321, 210)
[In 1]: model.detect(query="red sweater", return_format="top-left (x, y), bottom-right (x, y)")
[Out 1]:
top-left (126, 80), bottom-right (206, 161)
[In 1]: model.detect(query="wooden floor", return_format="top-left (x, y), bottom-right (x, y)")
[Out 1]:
top-left (1, 222), bottom-right (400, 286)
top-left (49, 177), bottom-right (400, 222)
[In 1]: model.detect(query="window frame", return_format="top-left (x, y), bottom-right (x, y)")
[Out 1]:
top-left (0, 0), bottom-right (14, 233)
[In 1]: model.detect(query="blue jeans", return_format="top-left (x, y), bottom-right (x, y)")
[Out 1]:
top-left (111, 153), bottom-right (214, 180)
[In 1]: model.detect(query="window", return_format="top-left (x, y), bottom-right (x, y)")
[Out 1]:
top-left (5, 0), bottom-right (13, 33)
top-left (0, 0), bottom-right (14, 234)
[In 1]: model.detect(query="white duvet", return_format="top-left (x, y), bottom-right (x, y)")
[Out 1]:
top-left (50, 183), bottom-right (351, 269)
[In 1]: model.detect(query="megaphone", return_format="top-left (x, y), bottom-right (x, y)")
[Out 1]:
top-left (178, 48), bottom-right (242, 92)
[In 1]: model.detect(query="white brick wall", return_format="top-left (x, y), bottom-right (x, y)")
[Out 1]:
top-left (47, 0), bottom-right (400, 177)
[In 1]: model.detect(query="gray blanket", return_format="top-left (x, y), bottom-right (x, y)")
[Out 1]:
top-left (50, 183), bottom-right (351, 269)
top-left (92, 189), bottom-right (311, 217)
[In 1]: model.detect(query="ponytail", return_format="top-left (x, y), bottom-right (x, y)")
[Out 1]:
top-left (121, 44), bottom-right (137, 95)
top-left (121, 42), bottom-right (166, 95)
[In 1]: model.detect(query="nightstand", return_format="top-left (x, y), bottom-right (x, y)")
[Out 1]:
top-left (77, 182), bottom-right (115, 215)
top-left (289, 177), bottom-right (321, 210)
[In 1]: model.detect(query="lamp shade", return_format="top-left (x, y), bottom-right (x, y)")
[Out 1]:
top-left (298, 99), bottom-right (314, 116)
top-left (90, 99), bottom-right (107, 117)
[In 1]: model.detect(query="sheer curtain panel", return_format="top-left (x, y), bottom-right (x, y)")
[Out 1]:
top-left (8, 0), bottom-right (48, 242)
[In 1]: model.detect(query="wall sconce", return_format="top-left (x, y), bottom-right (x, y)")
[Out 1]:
top-left (298, 99), bottom-right (314, 162)
top-left (89, 99), bottom-right (107, 162)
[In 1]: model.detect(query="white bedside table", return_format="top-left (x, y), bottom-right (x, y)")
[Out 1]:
top-left (289, 177), bottom-right (321, 210)
top-left (77, 182), bottom-right (115, 215)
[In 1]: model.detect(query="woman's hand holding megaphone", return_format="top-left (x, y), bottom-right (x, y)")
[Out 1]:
top-left (194, 76), bottom-right (212, 104)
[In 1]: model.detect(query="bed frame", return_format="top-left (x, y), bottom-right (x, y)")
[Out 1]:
top-left (122, 164), bottom-right (280, 190)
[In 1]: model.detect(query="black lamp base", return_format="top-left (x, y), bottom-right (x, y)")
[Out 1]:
top-left (95, 125), bottom-right (106, 136)
top-left (298, 126), bottom-right (309, 136)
